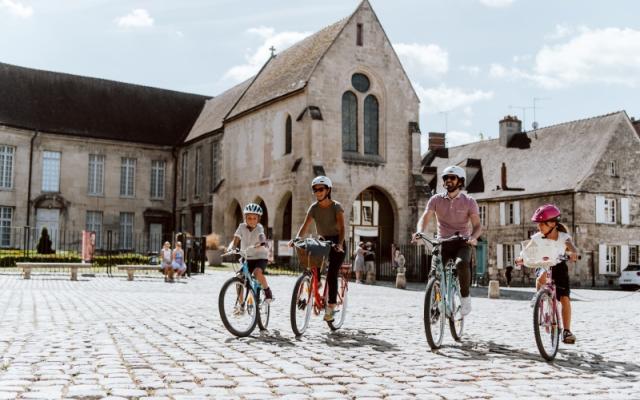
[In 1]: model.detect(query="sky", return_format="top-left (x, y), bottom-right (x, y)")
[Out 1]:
top-left (1, 0), bottom-right (639, 152)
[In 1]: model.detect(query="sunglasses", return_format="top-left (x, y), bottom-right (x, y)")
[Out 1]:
top-left (443, 175), bottom-right (458, 181)
top-left (312, 187), bottom-right (326, 193)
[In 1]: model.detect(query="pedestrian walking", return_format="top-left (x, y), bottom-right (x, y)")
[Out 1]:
top-left (364, 242), bottom-right (376, 284)
top-left (353, 241), bottom-right (366, 283)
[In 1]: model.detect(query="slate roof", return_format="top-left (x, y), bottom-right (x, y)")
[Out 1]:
top-left (186, 15), bottom-right (351, 141)
top-left (425, 112), bottom-right (630, 200)
top-left (0, 62), bottom-right (210, 146)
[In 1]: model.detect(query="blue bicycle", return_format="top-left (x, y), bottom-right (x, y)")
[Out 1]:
top-left (218, 249), bottom-right (270, 337)
top-left (415, 233), bottom-right (465, 349)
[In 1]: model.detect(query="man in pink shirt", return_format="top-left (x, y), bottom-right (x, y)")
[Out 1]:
top-left (414, 165), bottom-right (482, 316)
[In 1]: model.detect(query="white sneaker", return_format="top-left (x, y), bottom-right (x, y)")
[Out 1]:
top-left (461, 297), bottom-right (472, 316)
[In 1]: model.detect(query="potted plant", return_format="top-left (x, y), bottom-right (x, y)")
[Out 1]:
top-left (205, 233), bottom-right (224, 266)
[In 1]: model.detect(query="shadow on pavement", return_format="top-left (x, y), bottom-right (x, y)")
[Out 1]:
top-left (436, 339), bottom-right (639, 381)
top-left (225, 329), bottom-right (297, 348)
top-left (322, 329), bottom-right (400, 353)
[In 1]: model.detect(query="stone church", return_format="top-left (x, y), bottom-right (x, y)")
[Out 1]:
top-left (0, 1), bottom-right (424, 263)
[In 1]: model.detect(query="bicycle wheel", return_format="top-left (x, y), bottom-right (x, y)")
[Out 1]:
top-left (218, 276), bottom-right (258, 337)
top-left (257, 290), bottom-right (270, 331)
top-left (533, 289), bottom-right (560, 361)
top-left (327, 272), bottom-right (348, 331)
top-left (424, 277), bottom-right (445, 349)
top-left (290, 273), bottom-right (314, 336)
top-left (448, 279), bottom-right (464, 341)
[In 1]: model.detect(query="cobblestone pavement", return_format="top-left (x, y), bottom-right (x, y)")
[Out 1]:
top-left (0, 271), bottom-right (638, 399)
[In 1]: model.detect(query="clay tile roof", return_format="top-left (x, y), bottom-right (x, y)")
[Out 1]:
top-left (0, 62), bottom-right (210, 146)
top-left (426, 112), bottom-right (629, 200)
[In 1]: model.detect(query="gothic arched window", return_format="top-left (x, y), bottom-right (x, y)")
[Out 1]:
top-left (364, 94), bottom-right (379, 155)
top-left (285, 115), bottom-right (292, 155)
top-left (342, 91), bottom-right (358, 152)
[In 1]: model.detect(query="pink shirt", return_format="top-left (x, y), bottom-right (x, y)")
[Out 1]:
top-left (426, 192), bottom-right (479, 238)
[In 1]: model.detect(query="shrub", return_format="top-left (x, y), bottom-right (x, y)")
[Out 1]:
top-left (206, 233), bottom-right (222, 250)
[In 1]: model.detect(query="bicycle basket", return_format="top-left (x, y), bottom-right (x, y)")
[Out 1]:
top-left (295, 238), bottom-right (331, 270)
top-left (520, 238), bottom-right (565, 269)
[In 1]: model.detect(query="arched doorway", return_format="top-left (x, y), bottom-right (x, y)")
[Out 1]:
top-left (226, 200), bottom-right (243, 241)
top-left (350, 187), bottom-right (395, 278)
top-left (254, 197), bottom-right (269, 237)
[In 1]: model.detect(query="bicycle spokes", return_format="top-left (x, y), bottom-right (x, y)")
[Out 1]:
top-left (533, 290), bottom-right (560, 361)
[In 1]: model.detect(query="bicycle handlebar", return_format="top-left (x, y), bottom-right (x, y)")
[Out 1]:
top-left (414, 232), bottom-right (469, 246)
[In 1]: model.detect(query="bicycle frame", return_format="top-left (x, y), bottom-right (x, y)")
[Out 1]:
top-left (538, 267), bottom-right (562, 332)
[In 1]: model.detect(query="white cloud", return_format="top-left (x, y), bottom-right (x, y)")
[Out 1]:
top-left (115, 9), bottom-right (154, 28)
top-left (544, 23), bottom-right (574, 40)
top-left (223, 26), bottom-right (310, 83)
top-left (0, 0), bottom-right (33, 18)
top-left (459, 65), bottom-right (480, 76)
top-left (394, 43), bottom-right (449, 78)
top-left (415, 83), bottom-right (494, 113)
top-left (490, 27), bottom-right (640, 89)
top-left (479, 0), bottom-right (514, 8)
top-left (447, 130), bottom-right (481, 147)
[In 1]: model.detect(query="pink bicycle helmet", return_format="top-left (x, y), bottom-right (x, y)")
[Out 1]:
top-left (531, 204), bottom-right (561, 222)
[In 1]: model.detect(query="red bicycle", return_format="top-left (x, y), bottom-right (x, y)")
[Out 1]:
top-left (290, 238), bottom-right (349, 336)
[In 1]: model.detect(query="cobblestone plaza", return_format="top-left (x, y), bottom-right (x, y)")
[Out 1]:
top-left (0, 272), bottom-right (638, 399)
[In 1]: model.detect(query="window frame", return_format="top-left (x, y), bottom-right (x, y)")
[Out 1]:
top-left (0, 206), bottom-right (12, 248)
top-left (284, 115), bottom-right (292, 155)
top-left (194, 147), bottom-right (202, 198)
top-left (604, 198), bottom-right (617, 224)
top-left (42, 151), bottom-right (61, 192)
top-left (150, 160), bottom-right (165, 200)
top-left (479, 204), bottom-right (487, 226)
top-left (363, 94), bottom-right (379, 155)
top-left (211, 140), bottom-right (221, 191)
top-left (88, 154), bottom-right (105, 196)
top-left (119, 157), bottom-right (136, 198)
top-left (341, 91), bottom-right (358, 152)
top-left (119, 212), bottom-right (134, 250)
top-left (181, 151), bottom-right (188, 200)
top-left (606, 245), bottom-right (619, 274)
top-left (0, 145), bottom-right (15, 190)
top-left (86, 211), bottom-right (103, 249)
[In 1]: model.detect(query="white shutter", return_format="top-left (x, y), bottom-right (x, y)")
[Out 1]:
top-left (598, 244), bottom-right (607, 274)
top-left (514, 201), bottom-right (521, 225)
top-left (621, 245), bottom-right (629, 271)
top-left (496, 244), bottom-right (503, 269)
top-left (499, 202), bottom-right (505, 226)
top-left (595, 196), bottom-right (605, 223)
top-left (621, 198), bottom-right (630, 225)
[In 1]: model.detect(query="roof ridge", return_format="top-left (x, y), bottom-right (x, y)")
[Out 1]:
top-left (530, 110), bottom-right (625, 133)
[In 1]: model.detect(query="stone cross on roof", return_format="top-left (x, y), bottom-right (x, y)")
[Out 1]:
top-left (269, 46), bottom-right (276, 57)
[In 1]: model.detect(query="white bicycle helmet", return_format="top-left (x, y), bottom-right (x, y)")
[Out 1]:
top-left (311, 176), bottom-right (332, 188)
top-left (441, 165), bottom-right (466, 181)
top-left (243, 203), bottom-right (263, 216)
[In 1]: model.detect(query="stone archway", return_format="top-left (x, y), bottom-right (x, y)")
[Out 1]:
top-left (225, 200), bottom-right (243, 241)
top-left (274, 192), bottom-right (293, 241)
top-left (349, 187), bottom-right (395, 270)
top-left (253, 197), bottom-right (269, 237)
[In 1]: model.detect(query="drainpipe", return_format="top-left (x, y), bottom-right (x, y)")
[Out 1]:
top-left (172, 147), bottom-right (179, 233)
top-left (26, 131), bottom-right (39, 226)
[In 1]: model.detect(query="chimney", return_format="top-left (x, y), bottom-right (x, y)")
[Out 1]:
top-left (499, 115), bottom-right (522, 147)
top-left (428, 132), bottom-right (446, 150)
top-left (501, 162), bottom-right (507, 189)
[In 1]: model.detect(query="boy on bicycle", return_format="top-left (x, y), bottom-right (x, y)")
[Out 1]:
top-left (517, 204), bottom-right (578, 344)
top-left (228, 203), bottom-right (274, 303)
top-left (413, 165), bottom-right (482, 316)
top-left (290, 176), bottom-right (345, 322)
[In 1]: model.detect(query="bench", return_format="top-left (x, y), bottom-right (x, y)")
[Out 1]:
top-left (116, 265), bottom-right (163, 281)
top-left (16, 262), bottom-right (93, 281)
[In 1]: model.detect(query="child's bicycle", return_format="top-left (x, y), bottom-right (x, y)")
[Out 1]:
top-left (414, 232), bottom-right (466, 350)
top-left (290, 237), bottom-right (349, 337)
top-left (218, 248), bottom-right (270, 337)
top-left (520, 240), bottom-right (569, 361)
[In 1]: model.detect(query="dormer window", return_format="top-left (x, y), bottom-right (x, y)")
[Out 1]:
top-left (607, 160), bottom-right (617, 176)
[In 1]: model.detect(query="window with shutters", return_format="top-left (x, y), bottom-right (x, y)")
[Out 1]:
top-left (479, 205), bottom-right (487, 226)
top-left (88, 154), bottom-right (104, 196)
top-left (0, 145), bottom-right (15, 189)
top-left (364, 95), bottom-right (379, 155)
top-left (150, 160), bottom-right (165, 199)
top-left (606, 245), bottom-right (619, 274)
top-left (629, 246), bottom-right (639, 264)
top-left (604, 198), bottom-right (616, 224)
top-left (503, 244), bottom-right (514, 267)
top-left (342, 91), bottom-right (358, 152)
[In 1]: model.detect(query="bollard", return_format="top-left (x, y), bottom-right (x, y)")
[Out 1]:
top-left (395, 267), bottom-right (406, 289)
top-left (488, 280), bottom-right (500, 299)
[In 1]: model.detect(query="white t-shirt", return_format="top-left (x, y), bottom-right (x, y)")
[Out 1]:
top-left (234, 223), bottom-right (269, 260)
top-left (522, 231), bottom-right (571, 265)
